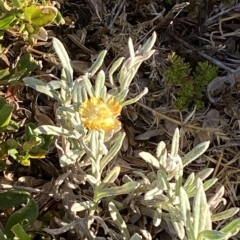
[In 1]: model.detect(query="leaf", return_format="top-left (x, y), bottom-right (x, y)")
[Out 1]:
top-left (10, 0), bottom-right (23, 8)
top-left (100, 132), bottom-right (125, 172)
top-left (144, 186), bottom-right (168, 201)
top-left (179, 187), bottom-right (195, 240)
top-left (139, 31), bottom-right (157, 54)
top-left (5, 199), bottom-right (39, 238)
top-left (123, 87), bottom-right (148, 106)
top-left (23, 137), bottom-right (42, 152)
top-left (88, 50), bottom-right (107, 77)
top-left (193, 179), bottom-right (210, 238)
top-left (23, 77), bottom-right (60, 100)
top-left (183, 172), bottom-right (195, 192)
top-left (182, 141), bottom-right (210, 167)
top-left (130, 233), bottom-right (142, 240)
top-left (170, 128), bottom-right (180, 157)
top-left (187, 178), bottom-right (218, 198)
top-left (196, 168), bottom-right (214, 182)
top-left (139, 152), bottom-right (160, 169)
top-left (23, 6), bottom-right (58, 27)
top-left (52, 37), bottom-right (73, 86)
top-left (54, 11), bottom-right (64, 25)
top-left (102, 166), bottom-right (121, 185)
top-left (19, 154), bottom-right (31, 166)
top-left (156, 141), bottom-right (167, 168)
top-left (0, 229), bottom-right (6, 240)
top-left (171, 217), bottom-right (185, 239)
top-left (0, 190), bottom-right (30, 209)
top-left (96, 182), bottom-right (139, 202)
top-left (197, 230), bottom-right (228, 240)
top-left (71, 201), bottom-right (95, 212)
top-left (109, 57), bottom-right (125, 87)
top-left (94, 70), bottom-right (105, 98)
top-left (211, 208), bottom-right (239, 222)
top-left (11, 224), bottom-right (31, 240)
top-left (60, 149), bottom-right (85, 167)
top-left (0, 14), bottom-right (16, 30)
top-left (0, 97), bottom-right (13, 131)
top-left (109, 202), bottom-right (130, 240)
top-left (14, 53), bottom-right (38, 79)
top-left (153, 208), bottom-right (162, 227)
top-left (1, 53), bottom-right (38, 84)
top-left (0, 68), bottom-right (10, 80)
top-left (156, 170), bottom-right (170, 192)
top-left (5, 119), bottom-right (19, 132)
top-left (34, 125), bottom-right (81, 139)
top-left (221, 218), bottom-right (240, 236)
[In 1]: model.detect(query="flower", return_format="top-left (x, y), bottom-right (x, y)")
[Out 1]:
top-left (79, 97), bottom-right (122, 131)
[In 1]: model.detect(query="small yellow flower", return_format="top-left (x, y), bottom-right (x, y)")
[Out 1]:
top-left (79, 97), bottom-right (122, 131)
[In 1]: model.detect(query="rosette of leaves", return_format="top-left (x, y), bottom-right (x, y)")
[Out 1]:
top-left (0, 123), bottom-right (53, 166)
top-left (0, 0), bottom-right (64, 42)
top-left (135, 128), bottom-right (240, 240)
top-left (23, 33), bottom-right (157, 238)
top-left (164, 53), bottom-right (218, 109)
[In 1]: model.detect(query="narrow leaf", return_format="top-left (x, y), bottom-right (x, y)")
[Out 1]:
top-left (23, 77), bottom-right (60, 100)
top-left (96, 182), bottom-right (139, 201)
top-left (197, 230), bottom-right (228, 240)
top-left (221, 218), bottom-right (240, 236)
top-left (109, 202), bottom-right (130, 240)
top-left (100, 132), bottom-right (125, 171)
top-left (171, 128), bottom-right (180, 157)
top-left (53, 37), bottom-right (73, 85)
top-left (211, 208), bottom-right (239, 222)
top-left (139, 152), bottom-right (160, 169)
top-left (71, 201), bottom-right (95, 212)
top-left (182, 141), bottom-right (210, 167)
top-left (193, 179), bottom-right (209, 238)
top-left (89, 50), bottom-right (107, 77)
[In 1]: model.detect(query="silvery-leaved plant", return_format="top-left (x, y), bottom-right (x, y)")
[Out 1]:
top-left (136, 128), bottom-right (240, 240)
top-left (23, 33), bottom-right (156, 239)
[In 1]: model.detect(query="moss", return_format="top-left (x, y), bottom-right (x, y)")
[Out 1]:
top-left (164, 52), bottom-right (218, 110)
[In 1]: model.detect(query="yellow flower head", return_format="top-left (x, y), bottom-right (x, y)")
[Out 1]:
top-left (79, 97), bottom-right (122, 131)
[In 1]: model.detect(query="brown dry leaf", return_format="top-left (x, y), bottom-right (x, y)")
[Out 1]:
top-left (115, 157), bottom-right (132, 173)
top-left (202, 109), bottom-right (220, 128)
top-left (0, 52), bottom-right (10, 68)
top-left (165, 119), bottom-right (178, 136)
top-left (123, 124), bottom-right (137, 147)
top-left (135, 128), bottom-right (165, 140)
top-left (35, 181), bottom-right (53, 207)
top-left (70, 60), bottom-right (91, 74)
top-left (194, 109), bottom-right (220, 146)
top-left (121, 133), bottom-right (129, 152)
top-left (0, 177), bottom-right (13, 189)
top-left (5, 85), bottom-right (19, 101)
top-left (18, 176), bottom-right (46, 187)
top-left (125, 105), bottom-right (138, 122)
top-left (35, 108), bottom-right (55, 126)
top-left (87, 0), bottom-right (106, 21)
top-left (206, 73), bottom-right (236, 103)
top-left (124, 155), bottom-right (148, 169)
